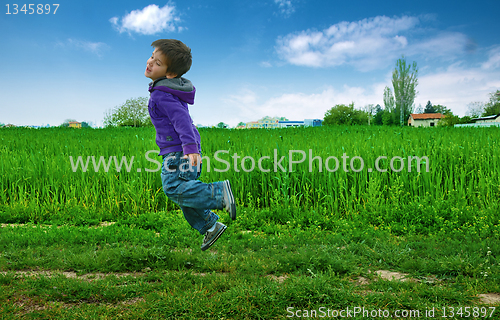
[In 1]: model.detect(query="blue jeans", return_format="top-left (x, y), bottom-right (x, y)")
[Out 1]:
top-left (161, 152), bottom-right (224, 234)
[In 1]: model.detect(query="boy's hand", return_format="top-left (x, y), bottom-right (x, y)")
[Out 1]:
top-left (183, 153), bottom-right (202, 167)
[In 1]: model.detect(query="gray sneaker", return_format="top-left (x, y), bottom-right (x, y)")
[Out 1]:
top-left (201, 222), bottom-right (227, 251)
top-left (222, 180), bottom-right (236, 220)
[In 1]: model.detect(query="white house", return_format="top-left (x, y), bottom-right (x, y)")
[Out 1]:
top-left (408, 113), bottom-right (445, 127)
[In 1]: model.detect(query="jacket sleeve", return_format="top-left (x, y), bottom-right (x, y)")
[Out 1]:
top-left (153, 91), bottom-right (199, 154)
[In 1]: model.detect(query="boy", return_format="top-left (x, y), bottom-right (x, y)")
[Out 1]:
top-left (145, 39), bottom-right (236, 251)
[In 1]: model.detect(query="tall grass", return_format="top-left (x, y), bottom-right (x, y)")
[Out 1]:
top-left (1, 126), bottom-right (499, 235)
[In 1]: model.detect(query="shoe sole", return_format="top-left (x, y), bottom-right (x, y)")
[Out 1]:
top-left (224, 180), bottom-right (237, 220)
top-left (201, 224), bottom-right (227, 251)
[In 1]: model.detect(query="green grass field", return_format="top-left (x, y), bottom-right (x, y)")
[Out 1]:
top-left (0, 126), bottom-right (499, 318)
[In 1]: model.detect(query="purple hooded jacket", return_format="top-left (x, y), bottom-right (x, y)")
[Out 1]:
top-left (148, 77), bottom-right (201, 156)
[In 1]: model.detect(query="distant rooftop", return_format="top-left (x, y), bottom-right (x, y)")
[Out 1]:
top-left (410, 113), bottom-right (445, 120)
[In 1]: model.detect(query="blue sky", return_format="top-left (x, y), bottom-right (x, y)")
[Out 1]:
top-left (1, 0), bottom-right (499, 127)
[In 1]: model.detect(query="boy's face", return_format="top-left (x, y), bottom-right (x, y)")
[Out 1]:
top-left (145, 48), bottom-right (169, 81)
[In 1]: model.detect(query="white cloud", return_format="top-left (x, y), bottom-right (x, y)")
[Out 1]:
top-left (274, 0), bottom-right (295, 17)
top-left (276, 15), bottom-right (470, 71)
top-left (408, 32), bottom-right (469, 60)
top-left (192, 36), bottom-right (499, 127)
top-left (110, 4), bottom-right (182, 35)
top-left (224, 88), bottom-right (258, 107)
top-left (416, 63), bottom-right (500, 116)
top-left (481, 46), bottom-right (500, 70)
top-left (198, 56), bottom-right (500, 127)
top-left (218, 84), bottom-right (385, 126)
top-left (259, 61), bottom-right (273, 68)
top-left (58, 39), bottom-right (109, 57)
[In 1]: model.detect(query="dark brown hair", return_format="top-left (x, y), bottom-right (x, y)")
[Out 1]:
top-left (151, 39), bottom-right (192, 77)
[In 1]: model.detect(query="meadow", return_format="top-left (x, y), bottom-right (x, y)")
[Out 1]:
top-left (1, 125), bottom-right (499, 236)
top-left (0, 126), bottom-right (499, 318)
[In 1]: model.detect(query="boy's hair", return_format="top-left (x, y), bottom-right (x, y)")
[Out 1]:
top-left (152, 39), bottom-right (192, 77)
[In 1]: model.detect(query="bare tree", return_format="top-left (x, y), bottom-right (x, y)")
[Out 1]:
top-left (415, 104), bottom-right (423, 114)
top-left (466, 101), bottom-right (485, 118)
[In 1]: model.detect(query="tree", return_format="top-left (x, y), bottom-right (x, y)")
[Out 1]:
top-left (439, 114), bottom-right (460, 127)
top-left (436, 107), bottom-right (457, 126)
top-left (382, 111), bottom-right (394, 126)
top-left (381, 86), bottom-right (397, 125)
top-left (364, 104), bottom-right (375, 125)
top-left (104, 97), bottom-right (151, 127)
top-left (383, 87), bottom-right (395, 112)
top-left (459, 116), bottom-right (474, 124)
top-left (483, 103), bottom-right (500, 117)
top-left (373, 104), bottom-right (384, 125)
top-left (391, 55), bottom-right (418, 125)
top-left (433, 104), bottom-right (452, 115)
top-left (483, 90), bottom-right (500, 116)
top-left (323, 103), bottom-right (368, 125)
top-left (424, 101), bottom-right (435, 113)
top-left (237, 122), bottom-right (246, 127)
top-left (415, 104), bottom-right (423, 114)
top-left (465, 101), bottom-right (485, 118)
top-left (217, 122), bottom-right (228, 129)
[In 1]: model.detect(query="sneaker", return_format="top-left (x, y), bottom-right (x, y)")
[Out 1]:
top-left (201, 222), bottom-right (227, 251)
top-left (222, 180), bottom-right (237, 220)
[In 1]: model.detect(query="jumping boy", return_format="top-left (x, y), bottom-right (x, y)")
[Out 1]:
top-left (145, 39), bottom-right (236, 251)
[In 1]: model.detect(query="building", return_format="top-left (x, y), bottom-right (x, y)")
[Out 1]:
top-left (304, 119), bottom-right (323, 127)
top-left (455, 91), bottom-right (500, 127)
top-left (456, 113), bottom-right (500, 127)
top-left (472, 113), bottom-right (500, 124)
top-left (245, 117), bottom-right (280, 129)
top-left (68, 121), bottom-right (82, 128)
top-left (278, 120), bottom-right (304, 128)
top-left (277, 119), bottom-right (323, 128)
top-left (407, 113), bottom-right (445, 127)
top-left (243, 117), bottom-right (322, 129)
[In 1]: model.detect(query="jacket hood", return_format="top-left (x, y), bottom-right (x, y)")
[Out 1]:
top-left (149, 77), bottom-right (196, 105)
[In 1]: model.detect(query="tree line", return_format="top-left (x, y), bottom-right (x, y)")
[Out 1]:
top-left (324, 56), bottom-right (500, 126)
top-left (101, 56), bottom-right (499, 128)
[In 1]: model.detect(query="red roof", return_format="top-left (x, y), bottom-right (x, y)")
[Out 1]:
top-left (410, 113), bottom-right (445, 120)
